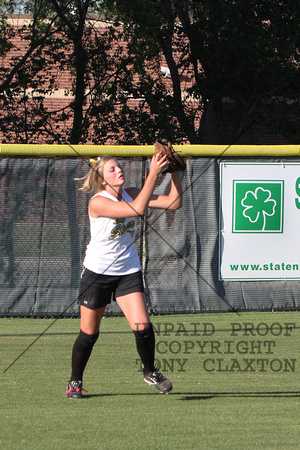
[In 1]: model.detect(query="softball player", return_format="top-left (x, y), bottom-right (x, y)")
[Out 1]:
top-left (66, 153), bottom-right (183, 398)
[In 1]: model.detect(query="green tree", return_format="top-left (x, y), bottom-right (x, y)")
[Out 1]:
top-left (0, 0), bottom-right (299, 144)
top-left (0, 0), bottom-right (181, 144)
top-left (110, 0), bottom-right (300, 144)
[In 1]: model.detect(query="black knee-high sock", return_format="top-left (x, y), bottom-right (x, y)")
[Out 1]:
top-left (133, 323), bottom-right (155, 375)
top-left (70, 330), bottom-right (99, 382)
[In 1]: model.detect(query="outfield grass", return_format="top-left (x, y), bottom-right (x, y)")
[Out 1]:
top-left (1, 311), bottom-right (299, 449)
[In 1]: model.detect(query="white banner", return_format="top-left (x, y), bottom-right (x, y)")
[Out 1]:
top-left (219, 162), bottom-right (300, 280)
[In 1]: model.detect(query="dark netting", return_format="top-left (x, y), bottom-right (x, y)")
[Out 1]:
top-left (1, 156), bottom-right (300, 317)
top-left (145, 157), bottom-right (229, 313)
top-left (0, 157), bottom-right (143, 316)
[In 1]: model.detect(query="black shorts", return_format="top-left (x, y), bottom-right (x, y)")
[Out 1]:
top-left (78, 268), bottom-right (145, 309)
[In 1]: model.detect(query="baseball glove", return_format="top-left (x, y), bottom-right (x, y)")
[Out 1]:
top-left (154, 139), bottom-right (186, 174)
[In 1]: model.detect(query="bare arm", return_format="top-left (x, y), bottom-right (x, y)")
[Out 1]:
top-left (89, 153), bottom-right (169, 218)
top-left (148, 171), bottom-right (183, 210)
top-left (127, 171), bottom-right (183, 211)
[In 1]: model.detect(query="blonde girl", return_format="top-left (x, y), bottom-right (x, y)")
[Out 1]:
top-left (66, 153), bottom-right (183, 398)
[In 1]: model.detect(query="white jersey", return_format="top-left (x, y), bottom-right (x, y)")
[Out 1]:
top-left (83, 189), bottom-right (141, 276)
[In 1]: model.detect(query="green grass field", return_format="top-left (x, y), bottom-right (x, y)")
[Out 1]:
top-left (1, 311), bottom-right (299, 449)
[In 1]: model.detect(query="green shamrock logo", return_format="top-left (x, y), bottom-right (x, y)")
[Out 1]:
top-left (233, 181), bottom-right (284, 233)
top-left (241, 187), bottom-right (276, 231)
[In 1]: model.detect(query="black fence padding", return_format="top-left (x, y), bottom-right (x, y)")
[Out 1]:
top-left (1, 156), bottom-right (300, 317)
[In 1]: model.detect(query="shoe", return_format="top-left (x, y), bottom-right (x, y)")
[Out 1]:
top-left (66, 380), bottom-right (87, 399)
top-left (144, 369), bottom-right (173, 394)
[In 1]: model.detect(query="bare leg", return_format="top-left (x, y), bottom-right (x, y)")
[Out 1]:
top-left (80, 304), bottom-right (106, 334)
top-left (116, 292), bottom-right (150, 331)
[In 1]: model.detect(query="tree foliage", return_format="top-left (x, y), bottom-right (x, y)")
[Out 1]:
top-left (110, 0), bottom-right (300, 143)
top-left (0, 0), bottom-right (299, 144)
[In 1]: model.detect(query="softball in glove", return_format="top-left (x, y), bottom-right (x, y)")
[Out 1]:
top-left (154, 139), bottom-right (186, 174)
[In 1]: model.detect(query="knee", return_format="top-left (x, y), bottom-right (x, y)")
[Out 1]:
top-left (133, 323), bottom-right (154, 340)
top-left (132, 322), bottom-right (151, 333)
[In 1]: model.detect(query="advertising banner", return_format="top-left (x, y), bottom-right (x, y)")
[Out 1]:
top-left (220, 162), bottom-right (300, 280)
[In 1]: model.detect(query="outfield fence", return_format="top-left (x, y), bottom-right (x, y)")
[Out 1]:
top-left (1, 144), bottom-right (300, 316)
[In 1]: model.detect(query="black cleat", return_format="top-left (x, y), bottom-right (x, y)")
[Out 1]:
top-left (144, 369), bottom-right (173, 394)
top-left (66, 380), bottom-right (87, 399)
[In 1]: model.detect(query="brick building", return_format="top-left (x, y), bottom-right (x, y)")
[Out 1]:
top-left (0, 14), bottom-right (297, 145)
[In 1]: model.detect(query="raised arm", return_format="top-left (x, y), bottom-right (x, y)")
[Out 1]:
top-left (89, 153), bottom-right (169, 218)
top-left (148, 171), bottom-right (183, 210)
top-left (127, 171), bottom-right (183, 211)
